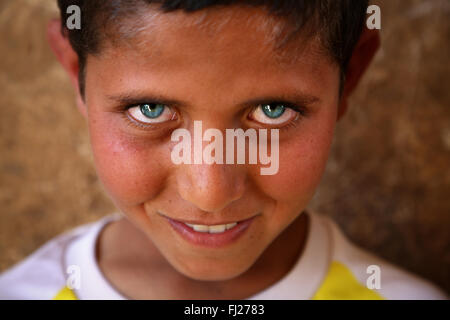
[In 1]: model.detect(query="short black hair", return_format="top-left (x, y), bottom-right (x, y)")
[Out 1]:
top-left (56, 0), bottom-right (369, 97)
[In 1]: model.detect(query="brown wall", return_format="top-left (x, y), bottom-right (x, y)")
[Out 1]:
top-left (1, 0), bottom-right (449, 293)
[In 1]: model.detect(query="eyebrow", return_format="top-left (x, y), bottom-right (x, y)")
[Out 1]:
top-left (106, 91), bottom-right (320, 108)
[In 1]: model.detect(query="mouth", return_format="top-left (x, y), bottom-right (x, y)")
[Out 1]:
top-left (159, 213), bottom-right (258, 248)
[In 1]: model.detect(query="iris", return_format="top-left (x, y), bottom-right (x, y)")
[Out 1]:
top-left (261, 103), bottom-right (285, 118)
top-left (140, 103), bottom-right (165, 118)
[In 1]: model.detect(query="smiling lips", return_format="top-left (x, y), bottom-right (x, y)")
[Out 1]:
top-left (163, 214), bottom-right (257, 248)
top-left (184, 222), bottom-right (238, 233)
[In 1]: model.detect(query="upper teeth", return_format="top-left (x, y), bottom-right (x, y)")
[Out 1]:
top-left (184, 222), bottom-right (238, 233)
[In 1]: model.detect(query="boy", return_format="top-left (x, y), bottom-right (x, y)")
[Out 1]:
top-left (0, 0), bottom-right (447, 299)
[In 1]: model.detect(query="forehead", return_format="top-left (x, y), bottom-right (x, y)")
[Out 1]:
top-left (87, 4), bottom-right (339, 102)
top-left (99, 4), bottom-right (330, 69)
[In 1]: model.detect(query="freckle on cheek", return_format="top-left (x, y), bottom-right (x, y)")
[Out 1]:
top-left (95, 140), bottom-right (168, 205)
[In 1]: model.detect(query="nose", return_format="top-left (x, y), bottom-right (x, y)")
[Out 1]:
top-left (176, 161), bottom-right (246, 213)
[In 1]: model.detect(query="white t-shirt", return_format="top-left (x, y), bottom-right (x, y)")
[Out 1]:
top-left (0, 210), bottom-right (447, 300)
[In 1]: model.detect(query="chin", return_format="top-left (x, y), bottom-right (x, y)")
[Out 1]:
top-left (173, 258), bottom-right (253, 282)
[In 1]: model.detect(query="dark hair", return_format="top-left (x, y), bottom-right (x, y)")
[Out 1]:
top-left (57, 0), bottom-right (369, 97)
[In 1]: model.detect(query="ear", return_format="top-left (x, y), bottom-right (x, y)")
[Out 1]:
top-left (337, 28), bottom-right (380, 121)
top-left (47, 19), bottom-right (87, 119)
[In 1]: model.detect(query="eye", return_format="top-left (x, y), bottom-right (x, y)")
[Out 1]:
top-left (127, 103), bottom-right (175, 124)
top-left (249, 102), bottom-right (300, 125)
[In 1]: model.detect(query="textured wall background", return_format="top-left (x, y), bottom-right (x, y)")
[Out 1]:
top-left (0, 0), bottom-right (449, 293)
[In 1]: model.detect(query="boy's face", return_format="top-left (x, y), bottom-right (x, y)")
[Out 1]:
top-left (83, 6), bottom-right (340, 280)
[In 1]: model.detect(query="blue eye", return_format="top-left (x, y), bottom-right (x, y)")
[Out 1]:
top-left (127, 103), bottom-right (175, 124)
top-left (140, 103), bottom-right (165, 118)
top-left (261, 103), bottom-right (286, 119)
top-left (249, 102), bottom-right (300, 126)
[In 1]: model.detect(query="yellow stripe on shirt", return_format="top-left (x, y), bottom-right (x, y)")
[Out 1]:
top-left (312, 261), bottom-right (385, 300)
top-left (53, 286), bottom-right (78, 300)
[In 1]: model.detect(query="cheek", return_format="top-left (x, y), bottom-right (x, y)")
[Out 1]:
top-left (88, 119), bottom-right (169, 206)
top-left (255, 114), bottom-right (336, 205)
